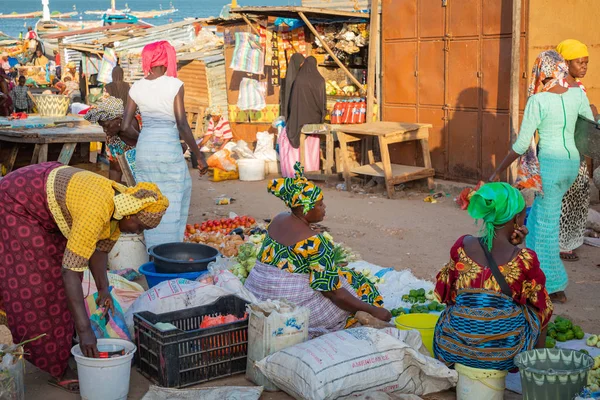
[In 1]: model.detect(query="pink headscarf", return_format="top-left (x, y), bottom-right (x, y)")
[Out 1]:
top-left (141, 41), bottom-right (178, 78)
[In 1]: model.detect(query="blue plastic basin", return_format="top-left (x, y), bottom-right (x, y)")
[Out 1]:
top-left (139, 262), bottom-right (209, 289)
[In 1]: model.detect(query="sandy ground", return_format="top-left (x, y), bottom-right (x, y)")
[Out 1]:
top-left (14, 169), bottom-right (600, 400)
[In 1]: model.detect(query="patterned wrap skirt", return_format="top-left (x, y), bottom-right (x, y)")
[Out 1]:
top-left (0, 162), bottom-right (73, 378)
top-left (433, 288), bottom-right (541, 371)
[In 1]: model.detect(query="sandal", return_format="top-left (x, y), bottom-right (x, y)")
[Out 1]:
top-left (560, 251), bottom-right (579, 262)
top-left (550, 292), bottom-right (568, 304)
top-left (48, 379), bottom-right (79, 394)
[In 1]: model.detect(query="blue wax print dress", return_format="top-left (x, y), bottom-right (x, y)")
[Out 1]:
top-left (129, 75), bottom-right (192, 249)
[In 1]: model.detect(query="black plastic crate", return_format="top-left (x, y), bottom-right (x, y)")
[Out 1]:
top-left (133, 295), bottom-right (249, 388)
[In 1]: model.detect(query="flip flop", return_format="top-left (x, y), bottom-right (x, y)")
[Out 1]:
top-left (560, 251), bottom-right (579, 262)
top-left (48, 379), bottom-right (79, 394)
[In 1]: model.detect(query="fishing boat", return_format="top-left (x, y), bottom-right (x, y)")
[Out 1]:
top-left (130, 5), bottom-right (178, 19)
top-left (0, 11), bottom-right (43, 20)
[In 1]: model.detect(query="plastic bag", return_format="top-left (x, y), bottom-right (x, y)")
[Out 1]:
top-left (85, 290), bottom-right (132, 341)
top-left (142, 385), bottom-right (263, 400)
top-left (254, 131), bottom-right (277, 162)
top-left (232, 140), bottom-right (255, 159)
top-left (238, 78), bottom-right (266, 111)
top-left (230, 32), bottom-right (264, 75)
top-left (0, 347), bottom-right (25, 400)
top-left (207, 149), bottom-right (237, 172)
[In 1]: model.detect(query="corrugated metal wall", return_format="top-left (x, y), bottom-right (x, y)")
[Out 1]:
top-left (177, 55), bottom-right (227, 116)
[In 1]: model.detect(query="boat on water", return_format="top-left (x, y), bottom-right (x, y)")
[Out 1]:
top-left (0, 11), bottom-right (43, 20)
top-left (130, 7), bottom-right (178, 19)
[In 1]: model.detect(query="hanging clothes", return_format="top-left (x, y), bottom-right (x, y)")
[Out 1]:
top-left (237, 78), bottom-right (266, 111)
top-left (285, 56), bottom-right (327, 149)
top-left (97, 47), bottom-right (118, 84)
top-left (230, 32), bottom-right (264, 75)
top-left (279, 52), bottom-right (304, 121)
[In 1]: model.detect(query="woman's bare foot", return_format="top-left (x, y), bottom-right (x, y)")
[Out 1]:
top-left (550, 291), bottom-right (567, 304)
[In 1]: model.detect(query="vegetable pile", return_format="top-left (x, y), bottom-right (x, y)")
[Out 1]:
top-left (200, 313), bottom-right (248, 329)
top-left (391, 289), bottom-right (445, 316)
top-left (545, 316), bottom-right (584, 347)
top-left (230, 240), bottom-right (263, 283)
top-left (585, 353), bottom-right (600, 392)
top-left (186, 215), bottom-right (256, 235)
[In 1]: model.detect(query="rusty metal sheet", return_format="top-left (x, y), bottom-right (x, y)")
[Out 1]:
top-left (481, 111), bottom-right (510, 180)
top-left (419, 41), bottom-right (445, 106)
top-left (419, 0), bottom-right (444, 38)
top-left (383, 42), bottom-right (417, 105)
top-left (448, 110), bottom-right (479, 180)
top-left (300, 0), bottom-right (380, 13)
top-left (448, 0), bottom-right (479, 37)
top-left (419, 107), bottom-right (446, 174)
top-left (448, 40), bottom-right (479, 109)
top-left (382, 0), bottom-right (416, 40)
top-left (482, 37), bottom-right (511, 110)
top-left (482, 0), bottom-right (526, 36)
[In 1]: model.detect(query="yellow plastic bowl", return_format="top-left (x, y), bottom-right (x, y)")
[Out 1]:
top-left (394, 313), bottom-right (440, 356)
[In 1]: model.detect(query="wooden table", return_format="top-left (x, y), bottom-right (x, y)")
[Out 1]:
top-left (331, 122), bottom-right (435, 198)
top-left (0, 124), bottom-right (105, 173)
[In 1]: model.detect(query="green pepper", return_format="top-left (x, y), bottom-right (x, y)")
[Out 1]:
top-left (436, 304), bottom-right (445, 312)
top-left (580, 349), bottom-right (590, 356)
top-left (418, 298), bottom-right (426, 304)
top-left (428, 302), bottom-right (438, 311)
top-left (402, 295), bottom-right (410, 301)
top-left (566, 330), bottom-right (575, 341)
top-left (556, 333), bottom-right (568, 342)
top-left (548, 329), bottom-right (558, 339)
top-left (547, 322), bottom-right (555, 331)
top-left (417, 288), bottom-right (426, 296)
top-left (555, 321), bottom-right (570, 333)
top-left (575, 330), bottom-right (585, 340)
top-left (545, 337), bottom-right (556, 348)
top-left (409, 290), bottom-right (418, 297)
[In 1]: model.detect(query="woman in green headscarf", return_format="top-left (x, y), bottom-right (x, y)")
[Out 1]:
top-left (244, 163), bottom-right (391, 338)
top-left (433, 183), bottom-right (553, 371)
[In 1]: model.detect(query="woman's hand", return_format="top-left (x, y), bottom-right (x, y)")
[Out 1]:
top-left (95, 288), bottom-right (115, 320)
top-left (196, 153), bottom-right (209, 176)
top-left (78, 327), bottom-right (99, 358)
top-left (510, 225), bottom-right (529, 246)
top-left (590, 104), bottom-right (598, 118)
top-left (371, 307), bottom-right (392, 322)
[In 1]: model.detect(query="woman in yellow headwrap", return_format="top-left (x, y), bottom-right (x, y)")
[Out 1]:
top-left (0, 162), bottom-right (168, 393)
top-left (245, 163), bottom-right (391, 339)
top-left (556, 39), bottom-right (598, 262)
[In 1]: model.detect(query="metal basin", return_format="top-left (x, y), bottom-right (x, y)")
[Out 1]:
top-left (148, 242), bottom-right (219, 274)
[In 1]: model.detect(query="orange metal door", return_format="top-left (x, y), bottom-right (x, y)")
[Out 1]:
top-left (382, 0), bottom-right (528, 182)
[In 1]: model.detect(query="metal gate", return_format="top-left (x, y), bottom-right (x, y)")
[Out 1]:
top-left (381, 0), bottom-right (528, 182)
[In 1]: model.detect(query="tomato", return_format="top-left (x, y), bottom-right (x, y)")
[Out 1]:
top-left (186, 224), bottom-right (193, 232)
top-left (248, 217), bottom-right (256, 224)
top-left (189, 228), bottom-right (196, 234)
top-left (194, 223), bottom-right (200, 229)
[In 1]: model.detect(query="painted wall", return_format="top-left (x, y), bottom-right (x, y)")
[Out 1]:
top-left (528, 0), bottom-right (600, 104)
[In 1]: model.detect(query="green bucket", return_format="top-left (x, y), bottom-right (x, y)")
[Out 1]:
top-left (514, 348), bottom-right (593, 400)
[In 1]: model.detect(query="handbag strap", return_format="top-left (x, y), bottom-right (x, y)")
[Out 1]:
top-left (478, 238), bottom-right (513, 298)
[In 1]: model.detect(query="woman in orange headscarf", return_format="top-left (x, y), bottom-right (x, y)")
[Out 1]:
top-left (121, 41), bottom-right (208, 250)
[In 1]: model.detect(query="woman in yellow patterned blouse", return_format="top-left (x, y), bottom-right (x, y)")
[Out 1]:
top-left (0, 162), bottom-right (168, 392)
top-left (245, 163), bottom-right (391, 338)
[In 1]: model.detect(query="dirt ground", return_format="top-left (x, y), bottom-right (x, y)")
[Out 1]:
top-left (18, 170), bottom-right (600, 400)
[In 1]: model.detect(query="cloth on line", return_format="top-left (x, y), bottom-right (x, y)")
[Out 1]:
top-left (230, 32), bottom-right (264, 75)
top-left (277, 127), bottom-right (319, 178)
top-left (97, 47), bottom-right (117, 84)
top-left (237, 78), bottom-right (266, 111)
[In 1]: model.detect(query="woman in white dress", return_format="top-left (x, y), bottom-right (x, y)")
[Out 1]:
top-left (121, 41), bottom-right (208, 248)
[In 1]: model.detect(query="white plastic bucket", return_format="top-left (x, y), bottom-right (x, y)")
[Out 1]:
top-left (238, 159), bottom-right (265, 181)
top-left (455, 363), bottom-right (507, 400)
top-left (71, 338), bottom-right (137, 400)
top-left (264, 160), bottom-right (279, 175)
top-left (108, 233), bottom-right (148, 271)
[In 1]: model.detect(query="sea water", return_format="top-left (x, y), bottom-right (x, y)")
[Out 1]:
top-left (0, 0), bottom-right (297, 38)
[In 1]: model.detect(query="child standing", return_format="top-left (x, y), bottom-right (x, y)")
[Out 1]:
top-left (10, 76), bottom-right (32, 113)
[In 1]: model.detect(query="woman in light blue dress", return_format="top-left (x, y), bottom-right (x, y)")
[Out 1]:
top-left (491, 50), bottom-right (597, 303)
top-left (121, 41), bottom-right (208, 249)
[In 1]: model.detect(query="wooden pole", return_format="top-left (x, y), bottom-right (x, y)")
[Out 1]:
top-left (508, 0), bottom-right (522, 184)
top-left (240, 13), bottom-right (261, 37)
top-left (366, 0), bottom-right (379, 122)
top-left (298, 12), bottom-right (366, 93)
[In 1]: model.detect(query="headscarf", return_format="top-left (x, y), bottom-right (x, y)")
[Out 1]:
top-left (280, 52), bottom-right (305, 121)
top-left (556, 39), bottom-right (589, 61)
top-left (286, 56), bottom-right (327, 148)
top-left (206, 105), bottom-right (223, 117)
top-left (527, 50), bottom-right (568, 97)
top-left (268, 162), bottom-right (323, 214)
top-left (467, 182), bottom-right (525, 250)
top-left (105, 66), bottom-right (130, 105)
top-left (84, 96), bottom-right (124, 123)
top-left (142, 41), bottom-right (178, 78)
top-left (516, 50), bottom-right (569, 194)
top-left (112, 181), bottom-right (169, 228)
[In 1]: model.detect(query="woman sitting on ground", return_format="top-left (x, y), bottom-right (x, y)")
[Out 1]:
top-left (245, 163), bottom-right (391, 338)
top-left (433, 183), bottom-right (553, 371)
